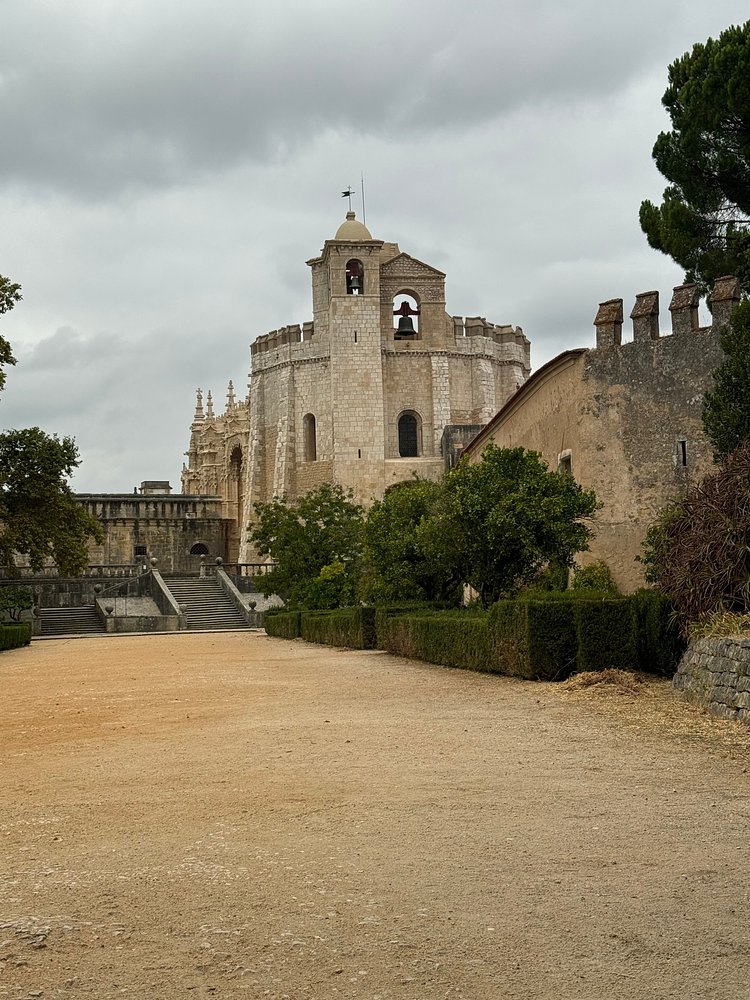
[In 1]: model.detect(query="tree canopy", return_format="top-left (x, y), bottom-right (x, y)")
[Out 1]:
top-left (0, 274), bottom-right (20, 393)
top-left (0, 276), bottom-right (102, 574)
top-left (417, 445), bottom-right (598, 607)
top-left (250, 483), bottom-right (365, 608)
top-left (250, 449), bottom-right (598, 611)
top-left (639, 21), bottom-right (750, 294)
top-left (0, 428), bottom-right (103, 574)
top-left (702, 299), bottom-right (750, 459)
top-left (361, 477), bottom-right (460, 604)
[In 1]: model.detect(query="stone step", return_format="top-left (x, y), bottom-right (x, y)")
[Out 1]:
top-left (165, 578), bottom-right (249, 631)
top-left (40, 607), bottom-right (104, 636)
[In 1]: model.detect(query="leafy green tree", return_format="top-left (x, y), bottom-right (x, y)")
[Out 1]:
top-left (250, 483), bottom-right (365, 608)
top-left (0, 276), bottom-right (102, 574)
top-left (570, 560), bottom-right (620, 595)
top-left (0, 585), bottom-right (33, 621)
top-left (639, 21), bottom-right (750, 294)
top-left (361, 478), bottom-right (460, 604)
top-left (702, 299), bottom-right (750, 459)
top-left (418, 445), bottom-right (598, 607)
top-left (0, 428), bottom-right (103, 574)
top-left (0, 274), bottom-right (20, 392)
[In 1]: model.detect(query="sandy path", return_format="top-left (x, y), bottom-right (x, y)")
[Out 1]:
top-left (1, 632), bottom-right (749, 999)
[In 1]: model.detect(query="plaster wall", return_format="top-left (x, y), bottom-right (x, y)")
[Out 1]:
top-left (465, 310), bottom-right (725, 592)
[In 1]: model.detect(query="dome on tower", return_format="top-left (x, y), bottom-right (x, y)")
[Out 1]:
top-left (335, 211), bottom-right (372, 241)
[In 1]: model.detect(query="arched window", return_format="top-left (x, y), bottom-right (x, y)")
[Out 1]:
top-left (190, 542), bottom-right (209, 556)
top-left (303, 413), bottom-right (317, 462)
top-left (229, 445), bottom-right (244, 527)
top-left (398, 411), bottom-right (420, 458)
top-left (346, 259), bottom-right (364, 295)
top-left (393, 293), bottom-right (420, 339)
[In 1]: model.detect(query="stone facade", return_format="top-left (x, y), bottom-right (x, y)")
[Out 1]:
top-left (674, 636), bottom-right (750, 724)
top-left (182, 213), bottom-right (530, 560)
top-left (181, 382), bottom-right (249, 560)
top-left (462, 277), bottom-right (741, 592)
top-left (80, 492), bottom-right (230, 574)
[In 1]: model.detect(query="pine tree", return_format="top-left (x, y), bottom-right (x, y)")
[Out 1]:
top-left (703, 300), bottom-right (750, 460)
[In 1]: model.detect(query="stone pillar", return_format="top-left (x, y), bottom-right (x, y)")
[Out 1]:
top-left (430, 355), bottom-right (451, 455)
top-left (630, 290), bottom-right (659, 342)
top-left (238, 379), bottom-right (265, 563)
top-left (594, 299), bottom-right (623, 349)
top-left (710, 276), bottom-right (742, 330)
top-left (272, 366), bottom-right (295, 498)
top-left (669, 283), bottom-right (700, 335)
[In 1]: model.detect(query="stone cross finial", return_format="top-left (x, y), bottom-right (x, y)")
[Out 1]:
top-left (630, 290), bottom-right (660, 341)
top-left (226, 380), bottom-right (235, 409)
top-left (206, 390), bottom-right (214, 418)
top-left (710, 275), bottom-right (742, 330)
top-left (594, 299), bottom-right (623, 349)
top-left (669, 283), bottom-right (700, 335)
top-left (194, 388), bottom-right (204, 420)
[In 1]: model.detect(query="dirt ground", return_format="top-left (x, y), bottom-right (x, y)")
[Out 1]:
top-left (2, 633), bottom-right (750, 1000)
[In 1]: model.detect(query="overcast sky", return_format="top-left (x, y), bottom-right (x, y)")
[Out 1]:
top-left (0, 0), bottom-right (747, 492)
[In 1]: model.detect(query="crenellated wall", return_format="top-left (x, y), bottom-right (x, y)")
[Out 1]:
top-left (463, 275), bottom-right (739, 592)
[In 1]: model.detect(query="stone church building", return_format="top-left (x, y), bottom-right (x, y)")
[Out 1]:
top-left (182, 211), bottom-right (530, 561)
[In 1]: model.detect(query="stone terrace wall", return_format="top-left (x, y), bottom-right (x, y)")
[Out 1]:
top-left (673, 636), bottom-right (750, 722)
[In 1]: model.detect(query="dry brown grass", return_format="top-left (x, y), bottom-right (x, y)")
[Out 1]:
top-left (562, 668), bottom-right (647, 694)
top-left (559, 668), bottom-right (750, 758)
top-left (687, 610), bottom-right (750, 639)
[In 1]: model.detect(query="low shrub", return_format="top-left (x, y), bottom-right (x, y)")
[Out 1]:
top-left (300, 607), bottom-right (377, 649)
top-left (630, 588), bottom-right (686, 676)
top-left (489, 599), bottom-right (578, 680)
top-left (571, 561), bottom-right (620, 595)
top-left (377, 611), bottom-right (494, 673)
top-left (574, 598), bottom-right (637, 672)
top-left (263, 609), bottom-right (301, 639)
top-left (0, 622), bottom-right (32, 651)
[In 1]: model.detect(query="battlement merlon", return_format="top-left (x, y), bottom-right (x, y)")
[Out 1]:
top-left (251, 322), bottom-right (315, 357)
top-left (710, 275), bottom-right (742, 328)
top-left (595, 276), bottom-right (743, 349)
top-left (452, 316), bottom-right (530, 368)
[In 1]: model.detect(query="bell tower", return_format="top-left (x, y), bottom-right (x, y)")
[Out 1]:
top-left (307, 211), bottom-right (387, 502)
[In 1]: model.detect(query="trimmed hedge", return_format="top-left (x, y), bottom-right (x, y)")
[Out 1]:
top-left (263, 610), bottom-right (301, 639)
top-left (263, 590), bottom-right (684, 681)
top-left (574, 599), bottom-right (638, 673)
top-left (0, 622), bottom-right (32, 651)
top-left (489, 599), bottom-right (578, 680)
top-left (630, 589), bottom-right (686, 676)
top-left (378, 611), bottom-right (494, 673)
top-left (300, 607), bottom-right (377, 649)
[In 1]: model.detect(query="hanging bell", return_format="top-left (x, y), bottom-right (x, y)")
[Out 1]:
top-left (396, 315), bottom-right (416, 337)
top-left (348, 274), bottom-right (362, 294)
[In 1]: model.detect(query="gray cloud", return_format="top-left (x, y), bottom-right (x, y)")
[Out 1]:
top-left (0, 0), bottom-right (747, 492)
top-left (0, 0), bottom-right (718, 199)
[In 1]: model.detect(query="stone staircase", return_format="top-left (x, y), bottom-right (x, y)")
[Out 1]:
top-left (39, 606), bottom-right (105, 636)
top-left (165, 578), bottom-right (249, 631)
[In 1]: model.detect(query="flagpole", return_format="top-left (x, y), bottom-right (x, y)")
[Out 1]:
top-left (361, 171), bottom-right (367, 227)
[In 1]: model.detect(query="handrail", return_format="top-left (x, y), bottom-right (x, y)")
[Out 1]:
top-left (0, 563), bottom-right (143, 580)
top-left (94, 566), bottom-right (152, 600)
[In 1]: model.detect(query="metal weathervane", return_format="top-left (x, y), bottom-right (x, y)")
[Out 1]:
top-left (341, 175), bottom-right (367, 225)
